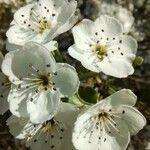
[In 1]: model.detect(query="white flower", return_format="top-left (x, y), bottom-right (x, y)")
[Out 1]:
top-left (98, 2), bottom-right (134, 33)
top-left (7, 102), bottom-right (79, 150)
top-left (72, 89), bottom-right (146, 150)
top-left (0, 52), bottom-right (10, 114)
top-left (68, 15), bottom-right (137, 78)
top-left (2, 42), bottom-right (80, 123)
top-left (6, 0), bottom-right (78, 46)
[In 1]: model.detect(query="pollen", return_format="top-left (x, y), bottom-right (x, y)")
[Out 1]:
top-left (97, 109), bottom-right (111, 123)
top-left (94, 44), bottom-right (108, 61)
top-left (16, 0), bottom-right (26, 6)
top-left (34, 74), bottom-right (54, 91)
top-left (38, 18), bottom-right (51, 33)
top-left (42, 119), bottom-right (55, 133)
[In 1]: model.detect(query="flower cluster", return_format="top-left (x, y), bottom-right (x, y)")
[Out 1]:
top-left (0, 0), bottom-right (146, 150)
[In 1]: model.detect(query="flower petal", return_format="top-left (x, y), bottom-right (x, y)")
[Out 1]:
top-left (14, 4), bottom-right (33, 25)
top-left (107, 89), bottom-right (137, 107)
top-left (111, 35), bottom-right (137, 55)
top-left (72, 19), bottom-right (94, 50)
top-left (120, 105), bottom-right (146, 135)
top-left (68, 44), bottom-right (84, 61)
top-left (6, 40), bottom-right (22, 52)
top-left (43, 41), bottom-right (58, 52)
top-left (8, 85), bottom-right (29, 117)
top-left (53, 63), bottom-right (80, 97)
top-left (95, 15), bottom-right (123, 37)
top-left (7, 115), bottom-right (41, 139)
top-left (97, 56), bottom-right (135, 78)
top-left (2, 42), bottom-right (56, 84)
top-left (6, 25), bottom-right (35, 46)
top-left (27, 90), bottom-right (60, 123)
top-left (68, 45), bottom-right (99, 72)
top-left (51, 0), bottom-right (78, 39)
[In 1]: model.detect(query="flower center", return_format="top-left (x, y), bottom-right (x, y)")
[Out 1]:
top-left (97, 109), bottom-right (110, 123)
top-left (39, 75), bottom-right (50, 86)
top-left (19, 64), bottom-right (57, 92)
top-left (38, 18), bottom-right (50, 33)
top-left (32, 73), bottom-right (54, 91)
top-left (42, 119), bottom-right (56, 133)
top-left (94, 44), bottom-right (108, 61)
top-left (16, 0), bottom-right (26, 6)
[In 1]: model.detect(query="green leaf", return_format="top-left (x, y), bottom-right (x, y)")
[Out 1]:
top-left (78, 87), bottom-right (98, 104)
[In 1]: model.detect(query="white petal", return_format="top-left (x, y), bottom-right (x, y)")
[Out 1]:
top-left (95, 15), bottom-right (123, 37)
top-left (120, 105), bottom-right (146, 135)
top-left (111, 35), bottom-right (137, 55)
top-left (8, 85), bottom-right (29, 117)
top-left (7, 115), bottom-right (41, 139)
top-left (6, 25), bottom-right (35, 46)
top-left (73, 112), bottom-right (130, 150)
top-left (1, 49), bottom-right (21, 84)
top-left (72, 19), bottom-right (94, 50)
top-left (27, 103), bottom-right (79, 150)
top-left (51, 0), bottom-right (78, 39)
top-left (84, 89), bottom-right (137, 114)
top-left (118, 35), bottom-right (137, 54)
top-left (14, 4), bottom-right (33, 25)
top-left (106, 89), bottom-right (137, 107)
top-left (68, 44), bottom-right (84, 61)
top-left (2, 42), bottom-right (56, 84)
top-left (81, 57), bottom-right (100, 73)
top-left (97, 56), bottom-right (135, 78)
top-left (43, 41), bottom-right (58, 52)
top-left (68, 45), bottom-right (99, 72)
top-left (6, 40), bottom-right (22, 52)
top-left (117, 6), bottom-right (134, 33)
top-left (27, 90), bottom-right (60, 123)
top-left (53, 63), bottom-right (80, 97)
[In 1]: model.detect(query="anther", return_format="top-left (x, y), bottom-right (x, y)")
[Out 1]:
top-left (54, 72), bottom-right (57, 75)
top-left (46, 64), bottom-right (51, 67)
top-left (122, 110), bottom-right (125, 114)
top-left (95, 32), bottom-right (98, 35)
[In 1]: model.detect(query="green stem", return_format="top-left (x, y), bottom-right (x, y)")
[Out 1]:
top-left (52, 49), bottom-right (63, 62)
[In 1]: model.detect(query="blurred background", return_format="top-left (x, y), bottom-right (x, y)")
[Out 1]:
top-left (0, 0), bottom-right (150, 149)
